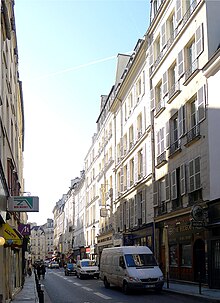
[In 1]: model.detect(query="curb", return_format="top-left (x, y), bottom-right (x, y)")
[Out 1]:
top-left (163, 287), bottom-right (220, 303)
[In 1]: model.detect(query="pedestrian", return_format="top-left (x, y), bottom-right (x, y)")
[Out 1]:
top-left (41, 263), bottom-right (46, 279)
top-left (36, 264), bottom-right (41, 280)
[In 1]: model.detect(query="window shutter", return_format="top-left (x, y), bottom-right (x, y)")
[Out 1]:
top-left (142, 70), bottom-right (145, 95)
top-left (130, 198), bottom-right (134, 228)
top-left (153, 181), bottom-right (158, 206)
top-left (165, 173), bottom-right (170, 201)
top-left (120, 167), bottom-right (124, 192)
top-left (137, 194), bottom-right (141, 221)
top-left (134, 154), bottom-right (138, 184)
top-left (171, 170), bottom-right (177, 200)
top-left (165, 121), bottom-right (170, 149)
top-left (149, 44), bottom-right (154, 67)
top-left (142, 189), bottom-right (146, 224)
top-left (189, 159), bottom-right (194, 192)
top-left (176, 0), bottom-right (182, 24)
top-left (196, 23), bottom-right (204, 58)
top-left (127, 161), bottom-right (130, 188)
top-left (161, 23), bottom-right (166, 49)
top-left (150, 88), bottom-right (155, 110)
top-left (180, 164), bottom-right (186, 195)
top-left (177, 49), bottom-right (184, 78)
top-left (178, 105), bottom-right (185, 137)
top-left (142, 144), bottom-right (146, 177)
top-left (119, 204), bottom-right (123, 231)
top-left (134, 196), bottom-right (138, 226)
top-left (156, 130), bottom-right (160, 156)
top-left (161, 127), bottom-right (165, 153)
top-left (197, 85), bottom-right (206, 122)
top-left (163, 71), bottom-right (168, 96)
top-left (126, 200), bottom-right (129, 229)
top-left (194, 157), bottom-right (201, 190)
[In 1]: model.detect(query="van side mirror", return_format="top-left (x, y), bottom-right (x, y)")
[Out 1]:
top-left (119, 256), bottom-right (126, 269)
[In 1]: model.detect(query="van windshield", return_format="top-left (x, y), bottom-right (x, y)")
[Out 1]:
top-left (81, 260), bottom-right (96, 267)
top-left (124, 253), bottom-right (157, 267)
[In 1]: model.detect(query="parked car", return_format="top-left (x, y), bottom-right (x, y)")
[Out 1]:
top-left (64, 263), bottom-right (76, 276)
top-left (76, 259), bottom-right (99, 279)
top-left (48, 262), bottom-right (59, 269)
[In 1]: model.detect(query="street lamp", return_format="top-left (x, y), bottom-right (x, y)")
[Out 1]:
top-left (0, 236), bottom-right (5, 246)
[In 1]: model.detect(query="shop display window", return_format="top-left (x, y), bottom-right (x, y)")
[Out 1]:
top-left (181, 244), bottom-right (192, 267)
top-left (169, 244), bottom-right (178, 266)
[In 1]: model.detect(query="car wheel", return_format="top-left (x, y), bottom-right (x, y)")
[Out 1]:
top-left (122, 281), bottom-right (130, 295)
top-left (104, 277), bottom-right (110, 289)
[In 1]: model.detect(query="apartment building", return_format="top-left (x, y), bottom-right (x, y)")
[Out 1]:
top-left (51, 0), bottom-right (220, 290)
top-left (147, 0), bottom-right (220, 287)
top-left (0, 0), bottom-right (25, 301)
top-left (41, 219), bottom-right (54, 260)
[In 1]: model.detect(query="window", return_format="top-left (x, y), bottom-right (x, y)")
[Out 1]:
top-left (169, 106), bottom-right (185, 155)
top-left (128, 93), bottom-right (133, 114)
top-left (181, 244), bottom-right (192, 267)
top-left (185, 39), bottom-right (197, 80)
top-left (168, 62), bottom-right (180, 101)
top-left (155, 81), bottom-right (164, 114)
top-left (129, 125), bottom-right (134, 149)
top-left (137, 113), bottom-right (142, 138)
top-left (123, 165), bottom-right (127, 190)
top-left (137, 149), bottom-right (143, 179)
top-left (123, 134), bottom-right (127, 155)
top-left (136, 77), bottom-right (141, 102)
top-left (170, 245), bottom-right (178, 266)
top-left (189, 157), bottom-right (201, 192)
top-left (167, 11), bottom-right (176, 44)
top-left (156, 127), bottom-right (165, 156)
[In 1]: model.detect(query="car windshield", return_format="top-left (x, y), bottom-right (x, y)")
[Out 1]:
top-left (124, 253), bottom-right (158, 267)
top-left (81, 260), bottom-right (96, 267)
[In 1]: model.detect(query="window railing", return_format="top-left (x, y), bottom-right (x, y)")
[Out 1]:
top-left (168, 81), bottom-right (180, 102)
top-left (155, 98), bottom-right (165, 115)
top-left (169, 139), bottom-right (181, 156)
top-left (158, 201), bottom-right (167, 215)
top-left (186, 124), bottom-right (200, 144)
top-left (185, 58), bottom-right (198, 82)
top-left (182, 0), bottom-right (197, 27)
top-left (156, 150), bottom-right (167, 167)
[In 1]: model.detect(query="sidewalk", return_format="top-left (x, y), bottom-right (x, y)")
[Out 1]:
top-left (12, 274), bottom-right (220, 303)
top-left (163, 281), bottom-right (220, 302)
top-left (12, 274), bottom-right (39, 302)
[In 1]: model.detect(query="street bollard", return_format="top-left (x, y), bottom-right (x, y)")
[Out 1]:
top-left (166, 271), bottom-right (169, 289)
top-left (38, 289), bottom-right (44, 303)
top-left (198, 272), bottom-right (202, 294)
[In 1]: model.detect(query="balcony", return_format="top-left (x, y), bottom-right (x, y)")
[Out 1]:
top-left (167, 81), bottom-right (181, 103)
top-left (185, 124), bottom-right (201, 146)
top-left (158, 202), bottom-right (167, 215)
top-left (183, 58), bottom-right (199, 86)
top-left (169, 139), bottom-right (181, 158)
top-left (156, 151), bottom-right (167, 168)
top-left (155, 98), bottom-right (165, 117)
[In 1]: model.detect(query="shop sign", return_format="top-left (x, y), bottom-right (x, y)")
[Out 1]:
top-left (8, 196), bottom-right (39, 212)
top-left (18, 223), bottom-right (30, 236)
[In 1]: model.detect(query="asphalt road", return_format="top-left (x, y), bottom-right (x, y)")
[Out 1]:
top-left (40, 268), bottom-right (208, 303)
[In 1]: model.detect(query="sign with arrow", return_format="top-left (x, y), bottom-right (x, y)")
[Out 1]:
top-left (8, 196), bottom-right (39, 212)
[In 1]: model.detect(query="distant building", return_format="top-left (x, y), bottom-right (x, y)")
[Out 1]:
top-left (29, 219), bottom-right (54, 263)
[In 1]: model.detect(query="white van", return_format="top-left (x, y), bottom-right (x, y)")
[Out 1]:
top-left (100, 246), bottom-right (164, 294)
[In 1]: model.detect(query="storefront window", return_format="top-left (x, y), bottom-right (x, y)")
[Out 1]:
top-left (181, 244), bottom-right (192, 267)
top-left (170, 245), bottom-right (178, 266)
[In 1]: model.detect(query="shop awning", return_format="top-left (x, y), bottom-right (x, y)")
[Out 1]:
top-left (3, 223), bottom-right (23, 246)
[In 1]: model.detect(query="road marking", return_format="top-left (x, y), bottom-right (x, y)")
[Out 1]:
top-left (73, 282), bottom-right (82, 286)
top-left (81, 287), bottom-right (93, 291)
top-left (94, 292), bottom-right (111, 299)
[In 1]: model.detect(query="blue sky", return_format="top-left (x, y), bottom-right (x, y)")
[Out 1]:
top-left (14, 0), bottom-right (150, 225)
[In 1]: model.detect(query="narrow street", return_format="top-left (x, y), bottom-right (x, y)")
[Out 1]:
top-left (40, 268), bottom-right (209, 303)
